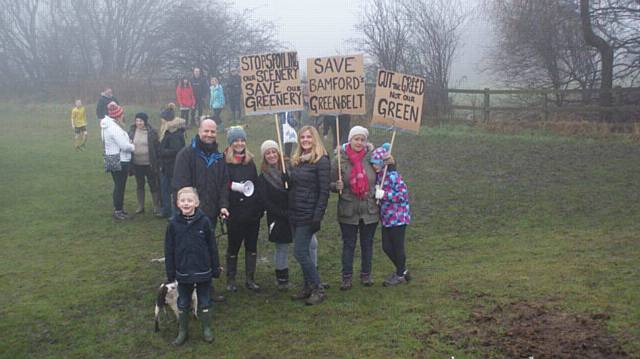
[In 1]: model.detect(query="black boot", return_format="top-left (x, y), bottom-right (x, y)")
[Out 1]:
top-left (211, 283), bottom-right (225, 303)
top-left (226, 254), bottom-right (238, 292)
top-left (245, 252), bottom-right (261, 292)
top-left (275, 268), bottom-right (289, 290)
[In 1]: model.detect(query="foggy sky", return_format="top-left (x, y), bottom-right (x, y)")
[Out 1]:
top-left (232, 0), bottom-right (493, 87)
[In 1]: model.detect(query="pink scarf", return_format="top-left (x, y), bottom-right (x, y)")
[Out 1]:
top-left (345, 144), bottom-right (369, 199)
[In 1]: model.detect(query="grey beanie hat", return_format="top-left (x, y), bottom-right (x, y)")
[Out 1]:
top-left (227, 126), bottom-right (247, 145)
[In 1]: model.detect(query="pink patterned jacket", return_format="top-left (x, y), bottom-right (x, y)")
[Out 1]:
top-left (378, 170), bottom-right (411, 227)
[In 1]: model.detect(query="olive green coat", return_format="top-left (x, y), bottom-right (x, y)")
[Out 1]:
top-left (330, 148), bottom-right (380, 225)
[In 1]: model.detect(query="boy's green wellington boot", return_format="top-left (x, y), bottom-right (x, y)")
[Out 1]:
top-left (198, 308), bottom-right (214, 343)
top-left (172, 310), bottom-right (189, 346)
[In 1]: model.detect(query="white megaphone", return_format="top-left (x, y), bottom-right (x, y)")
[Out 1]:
top-left (231, 180), bottom-right (254, 197)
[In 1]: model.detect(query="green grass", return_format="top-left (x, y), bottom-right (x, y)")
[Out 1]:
top-left (1, 103), bottom-right (639, 358)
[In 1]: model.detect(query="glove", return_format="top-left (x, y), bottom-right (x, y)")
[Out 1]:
top-left (310, 221), bottom-right (321, 234)
top-left (281, 172), bottom-right (290, 184)
top-left (375, 186), bottom-right (385, 200)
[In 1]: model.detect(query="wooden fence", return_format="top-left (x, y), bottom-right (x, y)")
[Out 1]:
top-left (445, 87), bottom-right (640, 122)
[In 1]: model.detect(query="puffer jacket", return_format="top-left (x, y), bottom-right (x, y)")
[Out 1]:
top-left (159, 128), bottom-right (185, 178)
top-left (128, 124), bottom-right (160, 173)
top-left (210, 84), bottom-right (225, 109)
top-left (164, 209), bottom-right (221, 283)
top-left (330, 145), bottom-right (379, 225)
top-left (100, 116), bottom-right (134, 162)
top-left (377, 168), bottom-right (411, 228)
top-left (172, 136), bottom-right (230, 220)
top-left (258, 173), bottom-right (291, 243)
top-left (288, 155), bottom-right (331, 226)
top-left (224, 148), bottom-right (263, 223)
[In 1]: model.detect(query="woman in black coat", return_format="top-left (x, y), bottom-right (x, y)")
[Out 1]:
top-left (224, 126), bottom-right (263, 292)
top-left (258, 140), bottom-right (292, 290)
top-left (286, 126), bottom-right (330, 305)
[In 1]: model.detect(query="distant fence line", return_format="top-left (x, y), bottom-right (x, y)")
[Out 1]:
top-left (445, 87), bottom-right (640, 123)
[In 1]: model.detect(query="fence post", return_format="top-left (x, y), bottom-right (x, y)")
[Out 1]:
top-left (543, 92), bottom-right (549, 121)
top-left (483, 88), bottom-right (490, 122)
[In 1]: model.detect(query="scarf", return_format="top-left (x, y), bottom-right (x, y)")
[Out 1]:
top-left (263, 164), bottom-right (284, 190)
top-left (345, 144), bottom-right (369, 199)
top-left (299, 152), bottom-right (313, 163)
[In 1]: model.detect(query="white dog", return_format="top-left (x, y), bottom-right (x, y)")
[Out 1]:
top-left (154, 281), bottom-right (197, 332)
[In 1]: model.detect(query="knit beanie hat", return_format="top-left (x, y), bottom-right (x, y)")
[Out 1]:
top-left (227, 126), bottom-right (247, 145)
top-left (107, 102), bottom-right (124, 118)
top-left (135, 112), bottom-right (149, 125)
top-left (370, 143), bottom-right (391, 165)
top-left (260, 140), bottom-right (279, 157)
top-left (348, 125), bottom-right (369, 142)
top-left (160, 106), bottom-right (175, 121)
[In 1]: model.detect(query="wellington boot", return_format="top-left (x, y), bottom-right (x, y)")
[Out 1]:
top-left (135, 188), bottom-right (145, 214)
top-left (245, 252), bottom-right (261, 292)
top-left (305, 285), bottom-right (325, 306)
top-left (151, 191), bottom-right (163, 217)
top-left (198, 308), bottom-right (214, 343)
top-left (172, 310), bottom-right (189, 346)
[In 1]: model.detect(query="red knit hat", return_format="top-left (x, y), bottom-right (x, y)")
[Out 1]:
top-left (107, 102), bottom-right (124, 118)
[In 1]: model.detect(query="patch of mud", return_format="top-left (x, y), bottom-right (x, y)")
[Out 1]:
top-left (464, 300), bottom-right (628, 358)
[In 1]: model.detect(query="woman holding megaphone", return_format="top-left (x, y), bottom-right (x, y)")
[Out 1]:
top-left (223, 126), bottom-right (264, 292)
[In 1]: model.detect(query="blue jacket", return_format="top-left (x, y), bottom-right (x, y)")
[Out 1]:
top-left (164, 209), bottom-right (221, 283)
top-left (210, 85), bottom-right (225, 109)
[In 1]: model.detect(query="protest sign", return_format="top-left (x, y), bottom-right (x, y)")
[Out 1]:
top-left (371, 69), bottom-right (425, 133)
top-left (240, 51), bottom-right (303, 115)
top-left (306, 54), bottom-right (366, 116)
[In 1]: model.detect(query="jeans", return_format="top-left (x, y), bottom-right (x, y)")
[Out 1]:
top-left (381, 225), bottom-right (407, 276)
top-left (212, 108), bottom-right (223, 129)
top-left (277, 234), bottom-right (316, 270)
top-left (177, 281), bottom-right (211, 310)
top-left (274, 243), bottom-right (289, 270)
top-left (293, 225), bottom-right (321, 286)
top-left (340, 220), bottom-right (378, 275)
top-left (159, 174), bottom-right (177, 218)
top-left (227, 219), bottom-right (260, 256)
top-left (110, 162), bottom-right (129, 211)
top-left (133, 164), bottom-right (159, 192)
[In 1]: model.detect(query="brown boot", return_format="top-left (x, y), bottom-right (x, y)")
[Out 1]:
top-left (340, 273), bottom-right (352, 291)
top-left (305, 284), bottom-right (325, 306)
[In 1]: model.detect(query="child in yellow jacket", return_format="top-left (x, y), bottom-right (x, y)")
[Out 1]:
top-left (71, 99), bottom-right (87, 150)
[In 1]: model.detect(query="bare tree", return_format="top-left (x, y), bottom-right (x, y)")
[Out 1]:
top-left (354, 0), bottom-right (412, 73)
top-left (486, 0), bottom-right (600, 103)
top-left (404, 0), bottom-right (471, 119)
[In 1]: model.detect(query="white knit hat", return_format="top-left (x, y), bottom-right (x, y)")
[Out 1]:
top-left (260, 140), bottom-right (280, 156)
top-left (348, 125), bottom-right (369, 142)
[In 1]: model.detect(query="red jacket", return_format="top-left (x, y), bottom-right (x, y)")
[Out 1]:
top-left (176, 85), bottom-right (195, 108)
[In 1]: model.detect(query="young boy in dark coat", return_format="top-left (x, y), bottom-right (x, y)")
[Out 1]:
top-left (164, 187), bottom-right (221, 346)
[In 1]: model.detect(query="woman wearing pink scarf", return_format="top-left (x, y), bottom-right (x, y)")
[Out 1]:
top-left (331, 126), bottom-right (380, 290)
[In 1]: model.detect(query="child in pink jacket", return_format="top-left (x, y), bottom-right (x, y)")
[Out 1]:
top-left (371, 143), bottom-right (411, 286)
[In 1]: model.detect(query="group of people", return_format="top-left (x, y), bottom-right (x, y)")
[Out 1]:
top-left (95, 82), bottom-right (411, 346)
top-left (174, 67), bottom-right (242, 130)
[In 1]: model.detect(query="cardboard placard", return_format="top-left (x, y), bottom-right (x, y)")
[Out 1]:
top-left (371, 69), bottom-right (425, 133)
top-left (240, 51), bottom-right (303, 115)
top-left (307, 54), bottom-right (366, 116)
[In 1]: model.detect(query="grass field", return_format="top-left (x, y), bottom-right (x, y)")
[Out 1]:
top-left (0, 103), bottom-right (638, 358)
